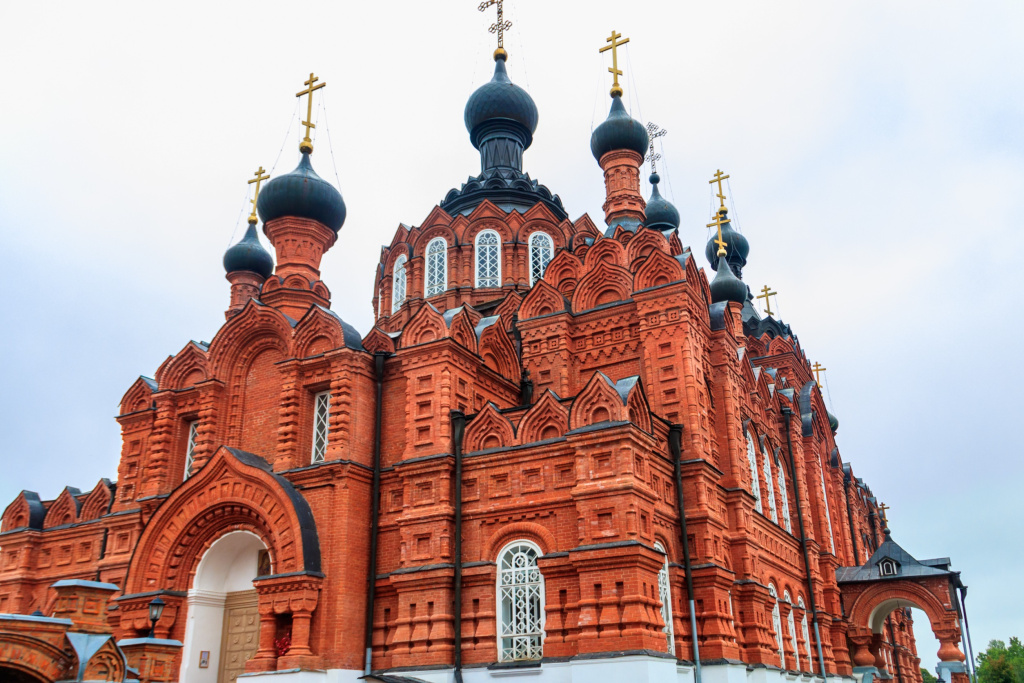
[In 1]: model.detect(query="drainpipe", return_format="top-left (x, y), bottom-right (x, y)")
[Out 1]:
top-left (843, 473), bottom-right (860, 564)
top-left (451, 410), bottom-right (467, 683)
top-left (363, 352), bottom-right (387, 676)
top-left (959, 586), bottom-right (976, 683)
top-left (782, 406), bottom-right (828, 679)
top-left (669, 424), bottom-right (702, 683)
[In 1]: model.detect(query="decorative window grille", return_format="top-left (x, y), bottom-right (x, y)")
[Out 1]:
top-left (769, 584), bottom-right (785, 668)
top-left (799, 597), bottom-right (812, 669)
top-left (392, 255), bottom-right (407, 313)
top-left (498, 541), bottom-right (544, 662)
top-left (818, 455), bottom-right (836, 553)
top-left (529, 232), bottom-right (553, 286)
top-left (777, 464), bottom-right (792, 532)
top-left (746, 431), bottom-right (762, 512)
top-left (785, 591), bottom-right (799, 671)
top-left (475, 230), bottom-right (501, 288)
top-left (184, 420), bottom-right (199, 480)
top-left (311, 391), bottom-right (330, 463)
top-left (425, 238), bottom-right (447, 297)
top-left (762, 447), bottom-right (778, 523)
top-left (654, 542), bottom-right (675, 655)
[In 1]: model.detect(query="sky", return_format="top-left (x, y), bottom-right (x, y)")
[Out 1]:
top-left (0, 0), bottom-right (1021, 670)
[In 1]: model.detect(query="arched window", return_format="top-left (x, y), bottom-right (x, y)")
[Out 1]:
top-left (761, 443), bottom-right (778, 523)
top-left (184, 420), bottom-right (199, 479)
top-left (498, 541), bottom-right (545, 662)
top-left (529, 232), bottom-right (553, 286)
top-left (475, 230), bottom-right (501, 288)
top-left (785, 590), bottom-right (799, 671)
top-left (654, 542), bottom-right (675, 655)
top-left (817, 454), bottom-right (836, 553)
top-left (777, 460), bottom-right (792, 533)
top-left (425, 238), bottom-right (447, 297)
top-left (392, 254), bottom-right (407, 313)
top-left (799, 597), bottom-right (812, 670)
top-left (746, 431), bottom-right (762, 513)
top-left (879, 559), bottom-right (899, 576)
top-left (769, 584), bottom-right (784, 668)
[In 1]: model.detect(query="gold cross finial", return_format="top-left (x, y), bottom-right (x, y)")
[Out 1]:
top-left (247, 166), bottom-right (270, 224)
top-left (710, 169), bottom-right (730, 211)
top-left (296, 73), bottom-right (326, 154)
top-left (707, 213), bottom-right (728, 257)
top-left (599, 30), bottom-right (630, 98)
top-left (812, 362), bottom-right (827, 388)
top-left (646, 122), bottom-right (667, 173)
top-left (479, 0), bottom-right (512, 60)
top-left (757, 285), bottom-right (778, 316)
top-left (878, 503), bottom-right (890, 528)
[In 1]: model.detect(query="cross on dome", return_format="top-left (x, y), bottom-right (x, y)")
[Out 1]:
top-left (247, 166), bottom-right (269, 224)
top-left (296, 72), bottom-right (326, 154)
top-left (599, 30), bottom-right (630, 98)
top-left (479, 0), bottom-right (512, 59)
top-left (646, 122), bottom-right (667, 173)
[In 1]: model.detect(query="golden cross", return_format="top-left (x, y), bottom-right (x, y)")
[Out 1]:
top-left (296, 73), bottom-right (326, 154)
top-left (710, 169), bottom-right (730, 210)
top-left (599, 30), bottom-right (630, 97)
top-left (479, 0), bottom-right (511, 54)
top-left (247, 166), bottom-right (270, 223)
top-left (707, 214), bottom-right (728, 257)
top-left (812, 361), bottom-right (827, 388)
top-left (878, 503), bottom-right (890, 527)
top-left (757, 285), bottom-right (777, 316)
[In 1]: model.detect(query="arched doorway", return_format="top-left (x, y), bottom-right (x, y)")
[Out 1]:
top-left (180, 531), bottom-right (267, 683)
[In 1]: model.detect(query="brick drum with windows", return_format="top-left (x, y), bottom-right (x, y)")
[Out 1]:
top-left (0, 41), bottom-right (971, 683)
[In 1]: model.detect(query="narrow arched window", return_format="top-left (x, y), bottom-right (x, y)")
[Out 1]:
top-left (769, 584), bottom-right (784, 668)
top-left (476, 230), bottom-right (501, 288)
top-left (392, 254), bottom-right (407, 313)
top-left (184, 420), bottom-right (199, 479)
top-left (785, 590), bottom-right (799, 671)
top-left (799, 597), bottom-right (812, 670)
top-left (777, 461), bottom-right (793, 533)
top-left (762, 443), bottom-right (778, 523)
top-left (529, 232), bottom-right (553, 286)
top-left (311, 390), bottom-right (330, 463)
top-left (746, 431), bottom-right (762, 513)
top-left (654, 542), bottom-right (675, 655)
top-left (498, 541), bottom-right (544, 662)
top-left (425, 238), bottom-right (447, 297)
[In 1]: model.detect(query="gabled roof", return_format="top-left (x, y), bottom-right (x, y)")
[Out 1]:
top-left (836, 532), bottom-right (954, 583)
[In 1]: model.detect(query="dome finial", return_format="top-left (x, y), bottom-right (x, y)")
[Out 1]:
top-left (246, 166), bottom-right (270, 225)
top-left (645, 122), bottom-right (667, 174)
top-left (296, 73), bottom-right (326, 154)
top-left (710, 169), bottom-right (730, 212)
top-left (479, 0), bottom-right (512, 60)
top-left (599, 30), bottom-right (630, 98)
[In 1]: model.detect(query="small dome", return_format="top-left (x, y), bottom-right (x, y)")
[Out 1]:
top-left (709, 256), bottom-right (747, 304)
top-left (591, 94), bottom-right (648, 161)
top-left (828, 410), bottom-right (839, 434)
top-left (705, 211), bottom-right (750, 271)
top-left (464, 54), bottom-right (538, 149)
top-left (644, 173), bottom-right (679, 231)
top-left (257, 153), bottom-right (346, 233)
top-left (224, 222), bottom-right (274, 279)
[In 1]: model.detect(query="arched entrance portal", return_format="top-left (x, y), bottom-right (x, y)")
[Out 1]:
top-left (181, 530), bottom-right (267, 683)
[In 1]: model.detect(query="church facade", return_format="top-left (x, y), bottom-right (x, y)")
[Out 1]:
top-left (0, 36), bottom-right (971, 683)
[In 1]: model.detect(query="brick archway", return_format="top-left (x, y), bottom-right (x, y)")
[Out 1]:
top-left (0, 632), bottom-right (74, 683)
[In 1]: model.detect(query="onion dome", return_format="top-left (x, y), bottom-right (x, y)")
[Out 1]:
top-left (223, 222), bottom-right (274, 279)
top-left (465, 52), bottom-right (538, 151)
top-left (705, 210), bottom-right (750, 276)
top-left (644, 173), bottom-right (679, 231)
top-left (256, 153), bottom-right (346, 233)
top-left (828, 409), bottom-right (840, 434)
top-left (591, 94), bottom-right (649, 161)
top-left (709, 254), bottom-right (748, 304)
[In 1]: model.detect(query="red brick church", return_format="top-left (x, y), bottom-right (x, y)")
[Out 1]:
top-left (0, 29), bottom-right (972, 683)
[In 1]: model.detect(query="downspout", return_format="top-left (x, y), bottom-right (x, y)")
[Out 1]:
top-left (451, 410), bottom-right (467, 683)
top-left (959, 585), bottom-right (977, 683)
top-left (843, 474), bottom-right (860, 564)
top-left (782, 406), bottom-right (828, 679)
top-left (669, 424), bottom-right (702, 683)
top-left (363, 352), bottom-right (387, 676)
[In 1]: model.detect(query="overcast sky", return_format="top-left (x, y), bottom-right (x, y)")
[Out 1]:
top-left (1, 0), bottom-right (1020, 669)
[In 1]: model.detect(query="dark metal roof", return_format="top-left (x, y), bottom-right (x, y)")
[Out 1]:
top-left (257, 152), bottom-right (346, 233)
top-left (836, 532), bottom-right (954, 583)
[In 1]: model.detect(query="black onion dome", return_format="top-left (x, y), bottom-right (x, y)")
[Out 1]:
top-left (257, 153), bottom-right (346, 233)
top-left (705, 212), bottom-right (750, 272)
top-left (709, 255), bottom-right (748, 304)
top-left (464, 54), bottom-right (539, 149)
top-left (827, 410), bottom-right (839, 434)
top-left (591, 94), bottom-right (649, 161)
top-left (644, 173), bottom-right (680, 231)
top-left (224, 223), bottom-right (274, 279)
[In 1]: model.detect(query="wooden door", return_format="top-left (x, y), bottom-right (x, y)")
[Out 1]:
top-left (218, 590), bottom-right (259, 683)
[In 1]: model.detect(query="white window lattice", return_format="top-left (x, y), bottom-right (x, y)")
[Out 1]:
top-left (654, 542), bottom-right (675, 655)
top-left (311, 391), bottom-right (330, 463)
top-left (785, 591), bottom-right (799, 671)
top-left (529, 232), bottom-right (553, 286)
top-left (425, 238), bottom-right (447, 297)
top-left (818, 455), bottom-right (836, 553)
top-left (778, 464), bottom-right (793, 532)
top-left (769, 584), bottom-right (785, 668)
top-left (498, 542), bottom-right (545, 662)
top-left (746, 431), bottom-right (762, 512)
top-left (762, 447), bottom-right (778, 523)
top-left (392, 255), bottom-right (407, 313)
top-left (184, 420), bottom-right (199, 480)
top-left (476, 230), bottom-right (501, 288)
top-left (799, 597), bottom-right (812, 669)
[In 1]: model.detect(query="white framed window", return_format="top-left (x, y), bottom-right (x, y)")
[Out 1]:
top-left (785, 590), bottom-right (799, 671)
top-left (746, 431), bottom-right (762, 512)
top-left (818, 455), bottom-right (836, 553)
top-left (184, 420), bottom-right (199, 480)
top-left (762, 444), bottom-right (778, 523)
top-left (311, 390), bottom-right (330, 463)
top-left (392, 254), bottom-right (407, 313)
top-left (769, 584), bottom-right (784, 668)
top-left (777, 462), bottom-right (792, 533)
top-left (498, 540), bottom-right (545, 662)
top-left (799, 597), bottom-right (812, 669)
top-left (654, 542), bottom-right (675, 655)
top-left (880, 559), bottom-right (899, 577)
top-left (529, 232), bottom-right (553, 286)
top-left (475, 230), bottom-right (501, 288)
top-left (425, 237), bottom-right (447, 297)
